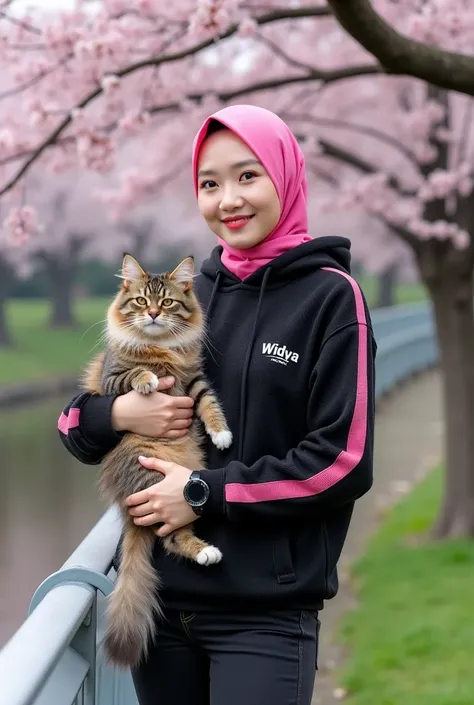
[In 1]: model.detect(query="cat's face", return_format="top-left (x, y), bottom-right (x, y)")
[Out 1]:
top-left (108, 254), bottom-right (201, 348)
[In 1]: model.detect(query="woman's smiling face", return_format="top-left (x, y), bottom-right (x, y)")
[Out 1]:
top-left (196, 129), bottom-right (281, 250)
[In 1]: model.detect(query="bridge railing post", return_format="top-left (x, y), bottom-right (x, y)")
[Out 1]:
top-left (27, 567), bottom-right (115, 705)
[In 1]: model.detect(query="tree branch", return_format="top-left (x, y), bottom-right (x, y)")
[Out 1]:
top-left (0, 56), bottom-right (69, 101)
top-left (283, 110), bottom-right (420, 167)
top-left (6, 43), bottom-right (46, 51)
top-left (456, 98), bottom-right (474, 168)
top-left (254, 34), bottom-right (322, 75)
top-left (0, 9), bottom-right (41, 35)
top-left (306, 159), bottom-right (339, 187)
top-left (306, 152), bottom-right (420, 248)
top-left (376, 218), bottom-right (420, 251)
top-left (212, 64), bottom-right (379, 99)
top-left (316, 137), bottom-right (410, 196)
top-left (328, 0), bottom-right (474, 97)
top-left (116, 6), bottom-right (334, 79)
top-left (0, 64), bottom-right (379, 197)
top-left (314, 136), bottom-right (420, 247)
top-left (0, 5), bottom-right (356, 198)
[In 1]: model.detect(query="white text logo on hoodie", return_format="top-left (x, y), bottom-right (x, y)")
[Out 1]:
top-left (262, 343), bottom-right (299, 366)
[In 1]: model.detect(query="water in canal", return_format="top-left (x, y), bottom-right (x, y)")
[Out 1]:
top-left (0, 395), bottom-right (103, 647)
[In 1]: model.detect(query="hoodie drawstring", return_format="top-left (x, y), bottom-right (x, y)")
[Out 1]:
top-left (204, 268), bottom-right (271, 462)
top-left (206, 272), bottom-right (222, 321)
top-left (237, 267), bottom-right (271, 462)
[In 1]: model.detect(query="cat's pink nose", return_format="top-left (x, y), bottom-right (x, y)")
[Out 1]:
top-left (149, 311), bottom-right (159, 320)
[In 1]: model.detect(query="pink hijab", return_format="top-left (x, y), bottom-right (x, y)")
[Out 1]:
top-left (192, 104), bottom-right (312, 280)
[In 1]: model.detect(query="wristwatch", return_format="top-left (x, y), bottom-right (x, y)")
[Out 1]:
top-left (183, 471), bottom-right (210, 516)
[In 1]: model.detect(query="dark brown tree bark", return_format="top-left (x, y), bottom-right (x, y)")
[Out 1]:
top-left (377, 264), bottom-right (398, 308)
top-left (37, 234), bottom-right (86, 329)
top-left (328, 0), bottom-right (474, 96)
top-left (417, 242), bottom-right (474, 537)
top-left (413, 87), bottom-right (474, 538)
top-left (0, 257), bottom-right (12, 347)
top-left (44, 258), bottom-right (77, 328)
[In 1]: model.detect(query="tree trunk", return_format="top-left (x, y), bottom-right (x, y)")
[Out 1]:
top-left (46, 261), bottom-right (77, 328)
top-left (376, 264), bottom-right (398, 308)
top-left (0, 258), bottom-right (12, 347)
top-left (419, 245), bottom-right (474, 538)
top-left (0, 295), bottom-right (11, 346)
top-left (351, 260), bottom-right (363, 282)
top-left (38, 237), bottom-right (86, 329)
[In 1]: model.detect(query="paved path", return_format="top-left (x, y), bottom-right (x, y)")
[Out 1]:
top-left (312, 369), bottom-right (443, 704)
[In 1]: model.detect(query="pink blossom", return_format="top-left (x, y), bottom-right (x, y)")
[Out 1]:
top-left (3, 206), bottom-right (42, 246)
top-left (101, 74), bottom-right (121, 94)
top-left (435, 127), bottom-right (454, 143)
top-left (0, 129), bottom-right (15, 158)
top-left (407, 16), bottom-right (429, 42)
top-left (76, 132), bottom-right (115, 172)
top-left (416, 143), bottom-right (438, 164)
top-left (118, 110), bottom-right (151, 135)
top-left (238, 16), bottom-right (259, 38)
top-left (458, 177), bottom-right (473, 197)
top-left (454, 229), bottom-right (470, 250)
top-left (189, 0), bottom-right (239, 37)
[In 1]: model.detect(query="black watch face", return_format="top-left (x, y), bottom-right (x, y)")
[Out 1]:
top-left (186, 479), bottom-right (209, 506)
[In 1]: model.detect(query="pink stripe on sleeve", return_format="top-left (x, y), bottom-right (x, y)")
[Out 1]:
top-left (57, 407), bottom-right (80, 436)
top-left (225, 268), bottom-right (368, 504)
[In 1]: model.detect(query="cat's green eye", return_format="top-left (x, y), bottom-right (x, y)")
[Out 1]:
top-left (135, 296), bottom-right (147, 306)
top-left (162, 298), bottom-right (173, 307)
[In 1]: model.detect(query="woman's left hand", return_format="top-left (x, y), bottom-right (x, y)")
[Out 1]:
top-left (125, 456), bottom-right (197, 537)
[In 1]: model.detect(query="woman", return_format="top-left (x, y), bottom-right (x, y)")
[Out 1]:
top-left (59, 104), bottom-right (376, 705)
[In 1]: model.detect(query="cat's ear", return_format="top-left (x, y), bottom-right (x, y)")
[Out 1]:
top-left (169, 256), bottom-right (195, 292)
top-left (121, 253), bottom-right (146, 288)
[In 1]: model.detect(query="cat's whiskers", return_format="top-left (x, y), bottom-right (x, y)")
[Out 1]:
top-left (80, 318), bottom-right (108, 341)
top-left (101, 320), bottom-right (138, 344)
top-left (88, 324), bottom-right (124, 355)
top-left (106, 320), bottom-right (147, 351)
top-left (179, 321), bottom-right (218, 364)
top-left (162, 320), bottom-right (203, 353)
top-left (81, 318), bottom-right (118, 355)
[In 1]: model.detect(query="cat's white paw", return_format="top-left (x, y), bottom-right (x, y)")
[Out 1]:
top-left (196, 545), bottom-right (223, 566)
top-left (211, 430), bottom-right (233, 450)
top-left (134, 373), bottom-right (159, 395)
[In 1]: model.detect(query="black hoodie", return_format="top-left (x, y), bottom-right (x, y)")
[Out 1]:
top-left (58, 237), bottom-right (376, 611)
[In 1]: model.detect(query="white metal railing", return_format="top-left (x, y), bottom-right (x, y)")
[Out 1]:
top-left (0, 508), bottom-right (126, 705)
top-left (0, 300), bottom-right (437, 705)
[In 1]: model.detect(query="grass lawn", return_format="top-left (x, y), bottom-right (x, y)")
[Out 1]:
top-left (340, 469), bottom-right (474, 705)
top-left (358, 276), bottom-right (427, 307)
top-left (0, 297), bottom-right (109, 387)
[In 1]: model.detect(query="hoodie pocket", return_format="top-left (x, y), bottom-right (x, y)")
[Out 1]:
top-left (272, 532), bottom-right (296, 584)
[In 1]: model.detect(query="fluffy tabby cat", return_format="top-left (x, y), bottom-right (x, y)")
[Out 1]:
top-left (82, 253), bottom-right (232, 667)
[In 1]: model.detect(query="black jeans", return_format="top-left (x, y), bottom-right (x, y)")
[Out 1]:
top-left (132, 608), bottom-right (320, 705)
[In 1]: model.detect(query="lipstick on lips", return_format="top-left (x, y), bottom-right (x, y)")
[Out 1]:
top-left (222, 215), bottom-right (254, 231)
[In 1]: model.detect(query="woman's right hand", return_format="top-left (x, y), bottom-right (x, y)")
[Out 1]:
top-left (110, 376), bottom-right (194, 438)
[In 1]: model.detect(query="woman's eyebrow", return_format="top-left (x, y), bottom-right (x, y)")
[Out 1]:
top-left (198, 159), bottom-right (261, 177)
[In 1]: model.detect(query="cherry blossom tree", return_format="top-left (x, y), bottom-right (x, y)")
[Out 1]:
top-left (0, 1), bottom-right (473, 536)
top-left (327, 0), bottom-right (474, 96)
top-left (17, 170), bottom-right (204, 327)
top-left (16, 171), bottom-right (115, 327)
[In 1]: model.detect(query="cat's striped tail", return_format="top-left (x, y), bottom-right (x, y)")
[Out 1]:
top-left (104, 521), bottom-right (161, 668)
